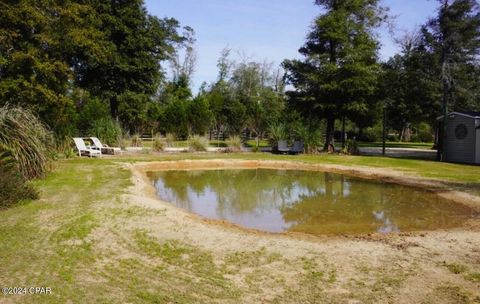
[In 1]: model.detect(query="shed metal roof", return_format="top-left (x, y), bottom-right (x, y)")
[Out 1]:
top-left (436, 111), bottom-right (480, 120)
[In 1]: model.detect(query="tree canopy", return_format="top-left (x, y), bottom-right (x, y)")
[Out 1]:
top-left (283, 0), bottom-right (385, 148)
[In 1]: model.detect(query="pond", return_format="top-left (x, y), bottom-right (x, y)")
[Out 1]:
top-left (147, 169), bottom-right (475, 235)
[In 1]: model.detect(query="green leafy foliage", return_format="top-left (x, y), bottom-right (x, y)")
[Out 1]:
top-left (268, 123), bottom-right (288, 144)
top-left (0, 0), bottom-right (183, 137)
top-left (88, 117), bottom-right (123, 147)
top-left (294, 124), bottom-right (322, 154)
top-left (342, 139), bottom-right (359, 155)
top-left (283, 0), bottom-right (385, 148)
top-left (424, 0), bottom-right (480, 112)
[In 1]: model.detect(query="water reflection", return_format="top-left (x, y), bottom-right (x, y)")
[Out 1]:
top-left (148, 169), bottom-right (473, 235)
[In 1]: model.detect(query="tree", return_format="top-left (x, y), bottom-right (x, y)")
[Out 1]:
top-left (0, 0), bottom-right (186, 138)
top-left (228, 59), bottom-right (284, 145)
top-left (76, 0), bottom-right (183, 131)
top-left (0, 1), bottom-right (106, 136)
top-left (188, 95), bottom-right (213, 135)
top-left (156, 74), bottom-right (192, 138)
top-left (422, 0), bottom-right (480, 159)
top-left (283, 0), bottom-right (385, 149)
top-left (379, 34), bottom-right (441, 138)
top-left (169, 26), bottom-right (197, 84)
top-left (202, 48), bottom-right (233, 140)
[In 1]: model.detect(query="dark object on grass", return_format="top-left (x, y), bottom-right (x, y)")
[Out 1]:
top-left (289, 141), bottom-right (304, 154)
top-left (327, 143), bottom-right (335, 153)
top-left (277, 140), bottom-right (290, 154)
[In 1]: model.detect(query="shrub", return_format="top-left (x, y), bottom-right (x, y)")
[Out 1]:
top-left (152, 136), bottom-right (165, 152)
top-left (117, 134), bottom-right (130, 151)
top-left (165, 133), bottom-right (176, 147)
top-left (295, 124), bottom-right (322, 154)
top-left (360, 127), bottom-right (381, 142)
top-left (77, 97), bottom-right (110, 132)
top-left (418, 131), bottom-right (434, 143)
top-left (131, 133), bottom-right (143, 147)
top-left (63, 147), bottom-right (77, 159)
top-left (0, 147), bottom-right (38, 208)
top-left (268, 123), bottom-right (287, 143)
top-left (386, 134), bottom-right (399, 142)
top-left (188, 135), bottom-right (208, 152)
top-left (141, 147), bottom-right (152, 154)
top-left (88, 117), bottom-right (122, 146)
top-left (226, 136), bottom-right (242, 152)
top-left (341, 139), bottom-right (359, 155)
top-left (0, 104), bottom-right (53, 179)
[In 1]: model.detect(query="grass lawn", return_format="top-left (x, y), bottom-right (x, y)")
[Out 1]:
top-left (141, 139), bottom-right (269, 148)
top-left (1, 153), bottom-right (479, 303)
top-left (244, 139), bottom-right (270, 148)
top-left (357, 141), bottom-right (435, 149)
top-left (141, 139), bottom-right (435, 150)
top-left (141, 140), bottom-right (228, 148)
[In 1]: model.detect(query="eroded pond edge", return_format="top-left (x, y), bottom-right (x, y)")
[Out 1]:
top-left (129, 159), bottom-right (480, 239)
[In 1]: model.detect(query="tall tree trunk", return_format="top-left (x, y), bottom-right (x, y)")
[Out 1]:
top-left (324, 114), bottom-right (335, 150)
top-left (382, 105), bottom-right (386, 155)
top-left (441, 69), bottom-right (449, 161)
top-left (440, 0), bottom-right (449, 162)
top-left (110, 97), bottom-right (118, 120)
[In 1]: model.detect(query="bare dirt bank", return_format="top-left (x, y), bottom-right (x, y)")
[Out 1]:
top-left (120, 159), bottom-right (480, 303)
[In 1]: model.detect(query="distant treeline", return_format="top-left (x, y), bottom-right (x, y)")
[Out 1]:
top-left (0, 0), bottom-right (479, 149)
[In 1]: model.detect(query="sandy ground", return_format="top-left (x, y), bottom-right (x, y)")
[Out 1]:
top-left (118, 159), bottom-right (480, 303)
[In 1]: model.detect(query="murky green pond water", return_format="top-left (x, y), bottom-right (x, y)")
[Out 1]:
top-left (147, 169), bottom-right (475, 235)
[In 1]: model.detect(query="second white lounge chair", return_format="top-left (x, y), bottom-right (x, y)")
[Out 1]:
top-left (90, 137), bottom-right (120, 155)
top-left (73, 138), bottom-right (102, 157)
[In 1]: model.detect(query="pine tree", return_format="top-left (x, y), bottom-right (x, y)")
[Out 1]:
top-left (422, 0), bottom-right (480, 159)
top-left (283, 0), bottom-right (385, 148)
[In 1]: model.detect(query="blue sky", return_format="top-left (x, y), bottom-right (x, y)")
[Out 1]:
top-left (145, 0), bottom-right (438, 91)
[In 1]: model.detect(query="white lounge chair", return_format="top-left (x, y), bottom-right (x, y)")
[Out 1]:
top-left (90, 137), bottom-right (120, 155)
top-left (73, 138), bottom-right (102, 157)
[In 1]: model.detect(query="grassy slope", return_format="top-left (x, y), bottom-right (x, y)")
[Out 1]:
top-left (0, 154), bottom-right (479, 303)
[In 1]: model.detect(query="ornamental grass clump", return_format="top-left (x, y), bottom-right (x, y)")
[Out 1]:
top-left (226, 135), bottom-right (242, 152)
top-left (117, 134), bottom-right (130, 151)
top-left (131, 133), bottom-right (143, 147)
top-left (188, 135), bottom-right (208, 152)
top-left (165, 133), bottom-right (175, 147)
top-left (152, 135), bottom-right (165, 152)
top-left (0, 147), bottom-right (38, 208)
top-left (0, 105), bottom-right (53, 179)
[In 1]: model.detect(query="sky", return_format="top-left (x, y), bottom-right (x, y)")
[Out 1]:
top-left (144, 0), bottom-right (439, 92)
